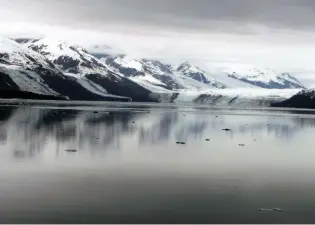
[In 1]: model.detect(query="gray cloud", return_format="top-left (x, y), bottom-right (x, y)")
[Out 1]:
top-left (2, 0), bottom-right (315, 76)
top-left (1, 0), bottom-right (315, 33)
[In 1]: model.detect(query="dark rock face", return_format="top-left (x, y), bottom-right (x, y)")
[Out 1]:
top-left (0, 71), bottom-right (65, 100)
top-left (0, 66), bottom-right (130, 102)
top-left (272, 89), bottom-right (315, 109)
top-left (14, 38), bottom-right (40, 44)
top-left (186, 71), bottom-right (225, 88)
top-left (152, 75), bottom-right (182, 90)
top-left (0, 53), bottom-right (11, 65)
top-left (0, 53), bottom-right (9, 60)
top-left (30, 66), bottom-right (131, 101)
top-left (53, 56), bottom-right (80, 72)
top-left (86, 73), bottom-right (156, 102)
top-left (187, 72), bottom-right (207, 83)
top-left (41, 73), bottom-right (128, 101)
top-left (28, 44), bottom-right (50, 56)
top-left (0, 90), bottom-right (66, 100)
top-left (0, 72), bottom-right (20, 91)
top-left (119, 67), bottom-right (142, 77)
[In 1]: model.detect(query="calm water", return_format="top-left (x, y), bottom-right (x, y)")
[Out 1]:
top-left (1, 102), bottom-right (315, 223)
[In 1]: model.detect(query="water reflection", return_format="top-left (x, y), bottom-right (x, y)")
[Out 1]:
top-left (2, 104), bottom-right (315, 223)
top-left (0, 105), bottom-right (314, 160)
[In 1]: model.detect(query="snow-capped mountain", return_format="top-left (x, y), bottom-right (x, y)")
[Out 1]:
top-left (27, 38), bottom-right (109, 76)
top-left (0, 36), bottom-right (64, 97)
top-left (0, 36), bottom-right (130, 101)
top-left (100, 55), bottom-right (226, 92)
top-left (217, 63), bottom-right (305, 89)
top-left (173, 62), bottom-right (226, 89)
top-left (1, 36), bottom-right (306, 106)
top-left (22, 38), bottom-right (156, 102)
top-left (100, 55), bottom-right (180, 91)
top-left (100, 53), bottom-right (304, 91)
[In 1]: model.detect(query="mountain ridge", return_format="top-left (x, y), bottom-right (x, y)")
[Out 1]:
top-left (21, 38), bottom-right (157, 102)
top-left (1, 36), bottom-right (310, 107)
top-left (15, 37), bottom-right (306, 91)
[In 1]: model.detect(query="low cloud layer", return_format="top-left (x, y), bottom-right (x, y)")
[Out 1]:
top-left (1, 0), bottom-right (315, 33)
top-left (1, 0), bottom-right (315, 84)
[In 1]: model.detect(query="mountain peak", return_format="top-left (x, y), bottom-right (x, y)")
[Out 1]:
top-left (178, 61), bottom-right (200, 71)
top-left (27, 38), bottom-right (89, 58)
top-left (1, 36), bottom-right (57, 70)
top-left (174, 61), bottom-right (226, 89)
top-left (24, 38), bottom-right (109, 76)
top-left (222, 64), bottom-right (306, 89)
top-left (179, 61), bottom-right (192, 66)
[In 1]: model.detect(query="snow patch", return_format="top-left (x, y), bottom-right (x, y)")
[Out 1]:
top-left (113, 56), bottom-right (143, 71)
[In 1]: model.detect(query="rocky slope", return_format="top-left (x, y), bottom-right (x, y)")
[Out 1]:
top-left (99, 54), bottom-right (305, 91)
top-left (173, 62), bottom-right (226, 89)
top-left (1, 36), bottom-right (131, 101)
top-left (1, 36), bottom-right (307, 105)
top-left (219, 63), bottom-right (305, 89)
top-left (100, 55), bottom-right (226, 92)
top-left (271, 89), bottom-right (315, 109)
top-left (24, 38), bottom-right (156, 102)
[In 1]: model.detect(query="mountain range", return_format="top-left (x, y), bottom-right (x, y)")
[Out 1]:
top-left (0, 36), bottom-right (309, 106)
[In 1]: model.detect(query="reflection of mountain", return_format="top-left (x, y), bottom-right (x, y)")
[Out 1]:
top-left (0, 105), bottom-right (314, 159)
top-left (138, 112), bottom-right (213, 144)
top-left (0, 106), bottom-right (16, 121)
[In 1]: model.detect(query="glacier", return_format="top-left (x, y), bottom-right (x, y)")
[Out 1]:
top-left (159, 88), bottom-right (302, 107)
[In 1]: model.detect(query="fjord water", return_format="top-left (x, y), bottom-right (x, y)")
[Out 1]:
top-left (1, 102), bottom-right (315, 223)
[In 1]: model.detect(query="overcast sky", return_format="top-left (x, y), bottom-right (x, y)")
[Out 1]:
top-left (1, 0), bottom-right (315, 83)
top-left (2, 0), bottom-right (315, 32)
